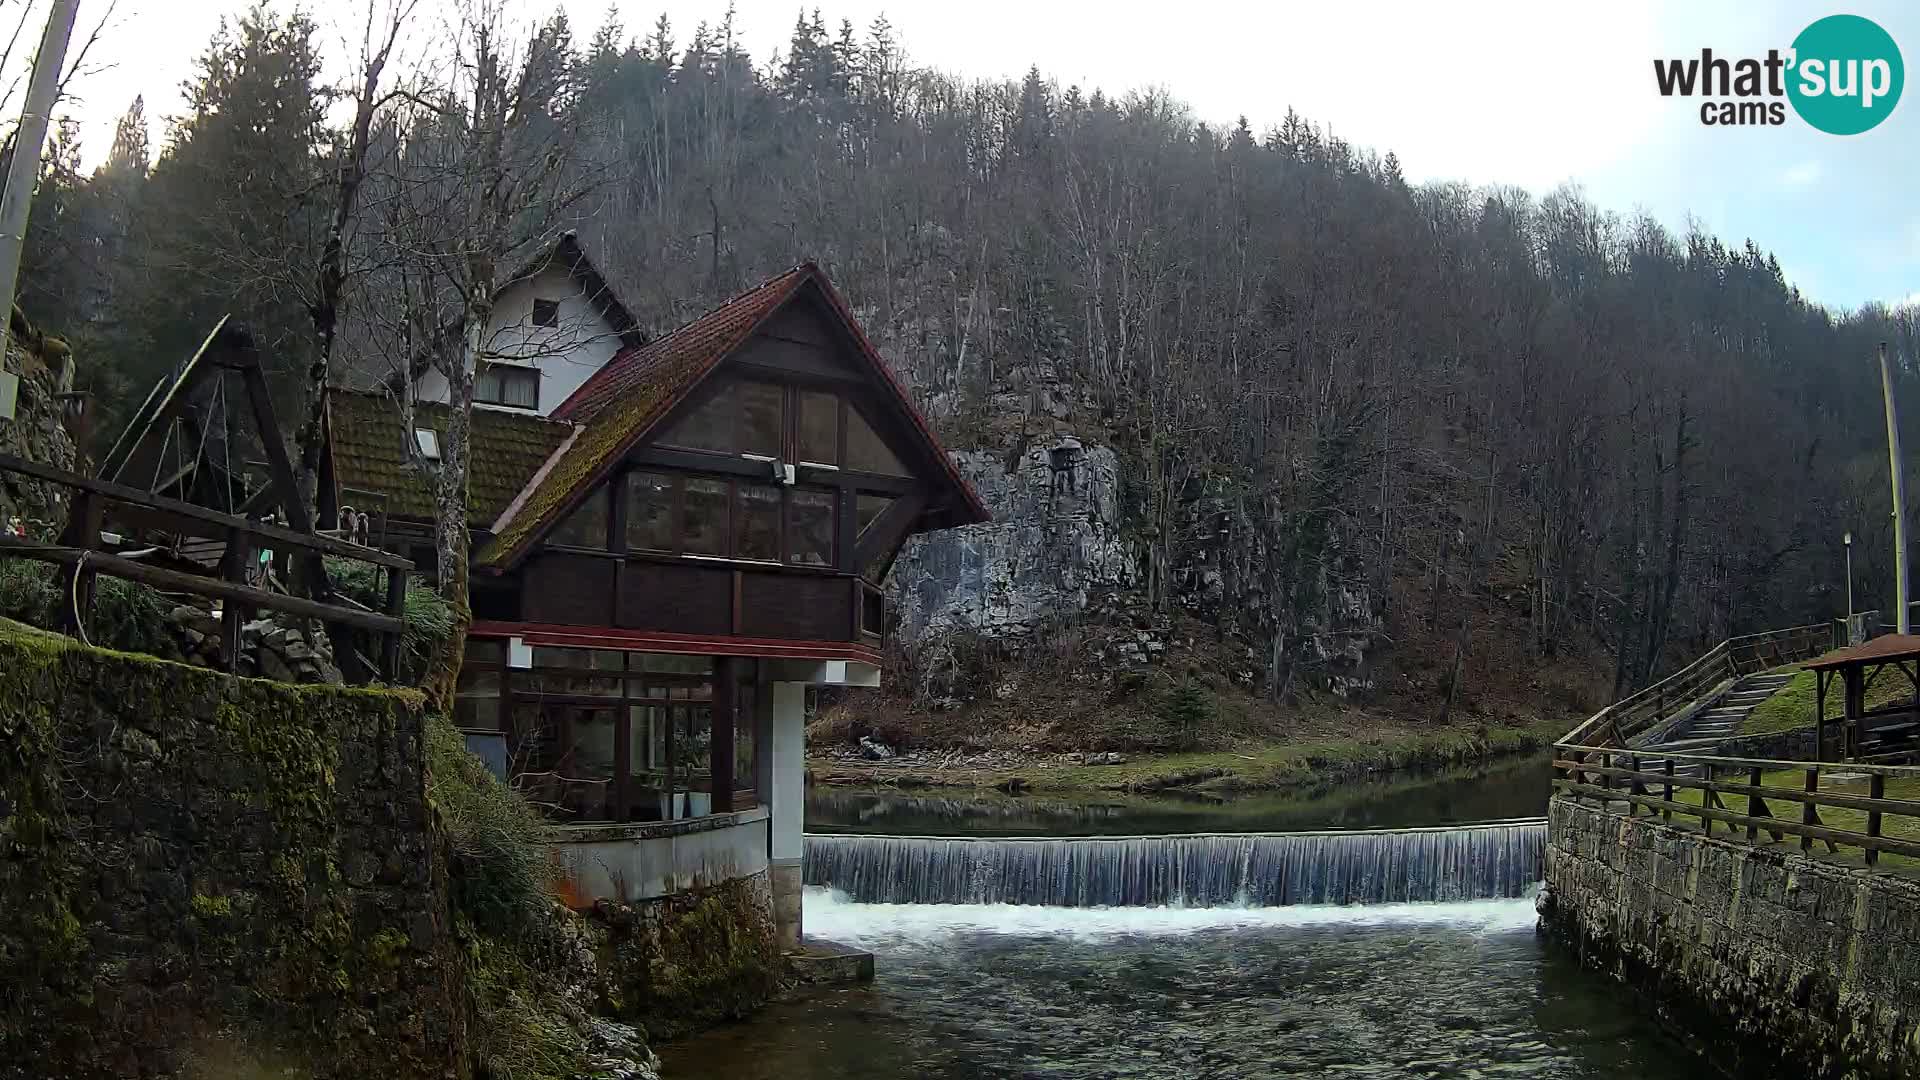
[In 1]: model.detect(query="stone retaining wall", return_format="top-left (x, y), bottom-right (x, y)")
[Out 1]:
top-left (1543, 796), bottom-right (1920, 1079)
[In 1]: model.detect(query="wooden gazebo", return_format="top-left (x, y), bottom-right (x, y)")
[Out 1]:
top-left (1804, 634), bottom-right (1920, 761)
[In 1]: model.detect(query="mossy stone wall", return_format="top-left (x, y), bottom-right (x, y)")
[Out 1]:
top-left (594, 870), bottom-right (783, 1041)
top-left (0, 620), bottom-right (468, 1079)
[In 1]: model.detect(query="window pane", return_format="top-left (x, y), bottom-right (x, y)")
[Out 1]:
top-left (503, 369), bottom-right (538, 408)
top-left (454, 696), bottom-right (501, 731)
top-left (799, 391), bottom-right (839, 464)
top-left (550, 487), bottom-right (608, 548)
top-left (456, 667), bottom-right (501, 696)
top-left (532, 298), bottom-right (560, 327)
top-left (630, 705), bottom-right (667, 774)
top-left (464, 638), bottom-right (506, 665)
top-left (683, 478), bottom-right (728, 555)
top-left (565, 708), bottom-right (618, 780)
top-left (637, 653), bottom-right (714, 674)
top-left (847, 406), bottom-right (909, 476)
top-left (661, 393), bottom-right (733, 453)
top-left (660, 381), bottom-right (782, 456)
top-left (532, 647), bottom-right (588, 668)
top-left (734, 683), bottom-right (757, 795)
top-left (856, 494), bottom-right (893, 538)
top-left (625, 471), bottom-right (674, 552)
top-left (738, 382), bottom-right (783, 457)
top-left (738, 484), bottom-right (781, 561)
top-left (790, 489), bottom-right (835, 566)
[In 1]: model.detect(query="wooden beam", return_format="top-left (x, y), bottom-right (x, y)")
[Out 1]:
top-left (853, 491), bottom-right (926, 570)
top-left (0, 534), bottom-right (403, 634)
top-left (1554, 779), bottom-right (1920, 860)
top-left (0, 452), bottom-right (411, 568)
top-left (98, 316), bottom-right (229, 484)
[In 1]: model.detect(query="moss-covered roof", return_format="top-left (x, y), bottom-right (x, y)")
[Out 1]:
top-left (477, 268), bottom-right (812, 566)
top-left (326, 390), bottom-right (572, 524)
top-left (477, 263), bottom-right (991, 570)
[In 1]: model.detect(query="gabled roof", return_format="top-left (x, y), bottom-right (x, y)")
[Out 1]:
top-left (506, 231), bottom-right (647, 349)
top-left (326, 390), bottom-right (573, 523)
top-left (477, 263), bottom-right (989, 569)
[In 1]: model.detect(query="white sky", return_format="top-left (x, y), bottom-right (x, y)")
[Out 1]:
top-left (16, 0), bottom-right (1920, 310)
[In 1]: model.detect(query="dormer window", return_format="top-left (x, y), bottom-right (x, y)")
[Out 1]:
top-left (531, 298), bottom-right (561, 328)
top-left (414, 428), bottom-right (441, 461)
top-left (476, 364), bottom-right (539, 410)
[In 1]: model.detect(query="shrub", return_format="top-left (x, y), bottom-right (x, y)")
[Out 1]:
top-left (0, 558), bottom-right (176, 657)
top-left (1160, 677), bottom-right (1214, 751)
top-left (423, 714), bottom-right (555, 937)
top-left (325, 556), bottom-right (452, 682)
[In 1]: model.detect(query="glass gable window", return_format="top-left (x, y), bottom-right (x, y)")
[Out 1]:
top-left (549, 487), bottom-right (609, 548)
top-left (847, 406), bottom-right (910, 476)
top-left (625, 471), bottom-right (675, 552)
top-left (799, 390), bottom-right (840, 465)
top-left (661, 380), bottom-right (784, 457)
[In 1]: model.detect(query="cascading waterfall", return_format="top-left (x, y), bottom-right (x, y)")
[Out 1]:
top-left (804, 819), bottom-right (1545, 907)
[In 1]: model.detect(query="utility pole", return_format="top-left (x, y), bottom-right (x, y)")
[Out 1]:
top-left (1881, 341), bottom-right (1910, 634)
top-left (0, 0), bottom-right (81, 339)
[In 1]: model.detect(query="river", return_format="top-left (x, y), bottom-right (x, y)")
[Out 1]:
top-left (661, 757), bottom-right (1701, 1079)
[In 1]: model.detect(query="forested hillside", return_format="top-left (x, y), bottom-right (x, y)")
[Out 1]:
top-left (15, 5), bottom-right (1919, 731)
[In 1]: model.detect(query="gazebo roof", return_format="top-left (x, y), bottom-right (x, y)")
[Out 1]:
top-left (1804, 633), bottom-right (1920, 671)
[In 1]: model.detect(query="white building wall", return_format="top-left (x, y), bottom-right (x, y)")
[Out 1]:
top-left (411, 265), bottom-right (625, 418)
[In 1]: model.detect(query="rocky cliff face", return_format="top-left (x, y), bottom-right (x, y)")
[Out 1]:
top-left (889, 431), bottom-right (1382, 701)
top-left (893, 440), bottom-right (1135, 646)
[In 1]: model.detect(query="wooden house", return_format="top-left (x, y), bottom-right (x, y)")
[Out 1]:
top-left (323, 248), bottom-right (987, 944)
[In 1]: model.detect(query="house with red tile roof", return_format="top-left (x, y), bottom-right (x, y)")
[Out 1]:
top-left (321, 239), bottom-right (986, 947)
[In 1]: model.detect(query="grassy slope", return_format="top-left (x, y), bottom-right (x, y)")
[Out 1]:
top-left (1663, 767), bottom-right (1920, 870)
top-left (1743, 666), bottom-right (1917, 735)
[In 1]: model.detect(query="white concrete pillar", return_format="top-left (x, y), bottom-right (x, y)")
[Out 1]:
top-left (768, 680), bottom-right (806, 948)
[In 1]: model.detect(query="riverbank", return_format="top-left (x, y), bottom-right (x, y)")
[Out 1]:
top-left (808, 718), bottom-right (1564, 795)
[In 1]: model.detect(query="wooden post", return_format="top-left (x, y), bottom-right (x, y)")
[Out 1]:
top-left (710, 656), bottom-right (736, 813)
top-left (219, 526), bottom-right (251, 672)
top-left (1663, 759), bottom-right (1675, 823)
top-left (1701, 763), bottom-right (1715, 835)
top-left (1746, 766), bottom-right (1763, 843)
top-left (1867, 773), bottom-right (1885, 866)
top-left (382, 563), bottom-right (408, 679)
top-left (57, 489), bottom-right (103, 637)
top-left (1801, 768), bottom-right (1817, 852)
top-left (1816, 671), bottom-right (1828, 762)
top-left (1627, 753), bottom-right (1642, 817)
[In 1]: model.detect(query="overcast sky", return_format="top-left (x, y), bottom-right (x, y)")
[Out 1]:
top-left (21, 0), bottom-right (1920, 311)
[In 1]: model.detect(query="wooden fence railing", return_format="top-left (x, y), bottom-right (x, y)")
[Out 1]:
top-left (1558, 621), bottom-right (1841, 749)
top-left (0, 451), bottom-right (410, 679)
top-left (1552, 747), bottom-right (1920, 865)
top-left (1552, 617), bottom-right (1920, 866)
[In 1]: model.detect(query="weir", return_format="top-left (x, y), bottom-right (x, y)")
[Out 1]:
top-left (804, 818), bottom-right (1545, 907)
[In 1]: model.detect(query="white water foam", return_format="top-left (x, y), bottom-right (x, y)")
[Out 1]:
top-left (802, 885), bottom-right (1542, 946)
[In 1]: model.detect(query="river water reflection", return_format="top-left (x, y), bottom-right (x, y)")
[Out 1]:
top-left (662, 757), bottom-right (1701, 1079)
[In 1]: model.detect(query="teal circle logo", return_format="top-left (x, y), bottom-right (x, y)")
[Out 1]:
top-left (1788, 15), bottom-right (1903, 135)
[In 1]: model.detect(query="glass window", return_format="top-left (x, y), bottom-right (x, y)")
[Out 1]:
top-left (734, 682), bottom-right (757, 796)
top-left (637, 653), bottom-right (714, 674)
top-left (737, 484), bottom-right (782, 561)
top-left (630, 704), bottom-right (668, 773)
top-left (661, 381), bottom-right (783, 457)
top-left (532, 647), bottom-right (588, 668)
top-left (847, 406), bottom-right (909, 476)
top-left (625, 471), bottom-right (675, 552)
top-left (738, 382), bottom-right (784, 458)
top-left (856, 494), bottom-right (893, 539)
top-left (565, 707), bottom-right (618, 780)
top-left (790, 489), bottom-right (836, 566)
top-left (550, 487), bottom-right (608, 548)
top-left (672, 706), bottom-right (714, 818)
top-left (799, 391), bottom-right (840, 464)
top-left (683, 478), bottom-right (728, 555)
top-left (531, 298), bottom-right (561, 327)
top-left (464, 638), bottom-right (506, 665)
top-left (476, 365), bottom-right (539, 409)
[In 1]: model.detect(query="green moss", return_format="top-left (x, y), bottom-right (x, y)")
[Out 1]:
top-left (1742, 666), bottom-right (1915, 735)
top-left (600, 877), bottom-right (782, 1040)
top-left (192, 894), bottom-right (235, 919)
